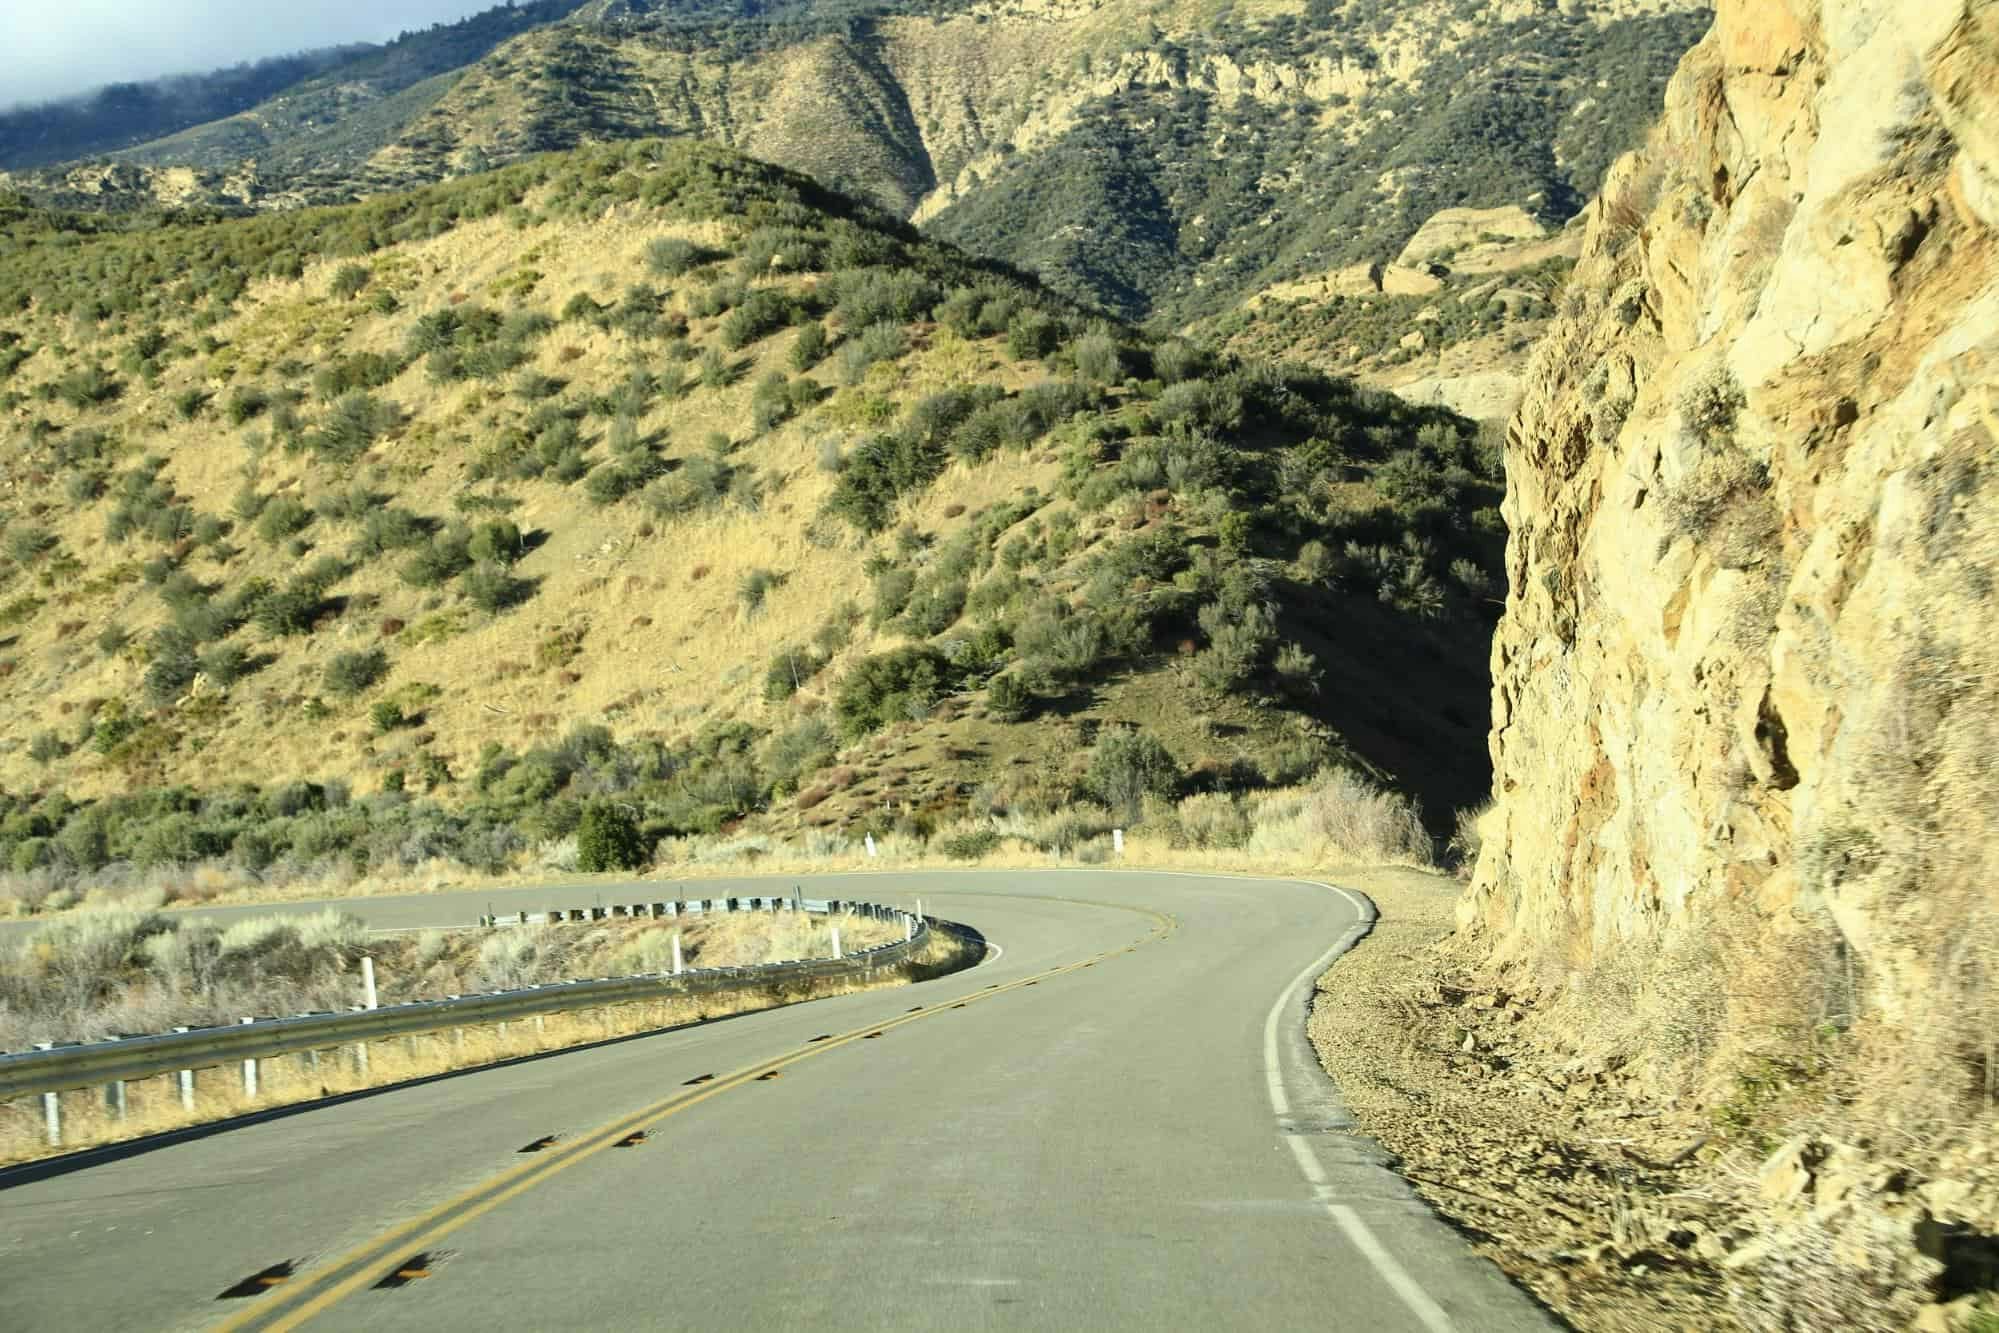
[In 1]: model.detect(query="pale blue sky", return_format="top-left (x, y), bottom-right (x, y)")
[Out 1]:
top-left (1, 1), bottom-right (503, 107)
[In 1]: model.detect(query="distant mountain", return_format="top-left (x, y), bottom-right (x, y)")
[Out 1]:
top-left (0, 2), bottom-right (589, 179)
top-left (4, 1), bottom-right (1710, 328)
top-left (0, 49), bottom-right (367, 170)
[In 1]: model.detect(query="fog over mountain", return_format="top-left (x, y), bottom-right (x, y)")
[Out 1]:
top-left (1, 0), bottom-right (500, 108)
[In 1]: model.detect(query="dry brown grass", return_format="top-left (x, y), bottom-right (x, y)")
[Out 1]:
top-left (0, 922), bottom-right (974, 1166)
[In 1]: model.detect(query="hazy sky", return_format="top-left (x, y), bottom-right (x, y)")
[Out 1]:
top-left (2, 1), bottom-right (504, 108)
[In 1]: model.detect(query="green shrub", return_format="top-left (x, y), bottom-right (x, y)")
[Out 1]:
top-left (468, 518), bottom-right (523, 565)
top-left (461, 561), bottom-right (533, 613)
top-left (402, 526), bottom-right (474, 587)
top-left (1071, 328), bottom-right (1124, 384)
top-left (825, 432), bottom-right (945, 532)
top-left (834, 646), bottom-right (957, 737)
top-left (939, 828), bottom-right (1001, 861)
top-left (1086, 728), bottom-right (1179, 821)
top-left (986, 672), bottom-right (1031, 722)
top-left (644, 237), bottom-right (706, 277)
top-left (789, 321), bottom-right (829, 370)
top-left (324, 648), bottom-right (389, 697)
top-left (1006, 312), bottom-right (1059, 360)
top-left (577, 802), bottom-right (646, 872)
top-left (55, 364), bottom-right (122, 409)
top-left (5, 525), bottom-right (56, 564)
top-left (330, 264), bottom-right (371, 299)
top-left (197, 642), bottom-right (255, 687)
top-left (719, 290), bottom-right (798, 350)
top-left (223, 385), bottom-right (270, 425)
top-left (837, 322), bottom-right (906, 386)
top-left (255, 496), bottom-right (313, 544)
top-left (370, 699), bottom-right (409, 732)
top-left (763, 646), bottom-right (824, 703)
top-left (738, 567), bottom-right (785, 617)
top-left (143, 627), bottom-right (201, 705)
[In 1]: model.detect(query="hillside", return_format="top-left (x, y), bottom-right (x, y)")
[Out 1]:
top-left (5, 0), bottom-right (1710, 327)
top-left (1201, 205), bottom-right (1584, 420)
top-left (0, 139), bottom-right (1502, 891)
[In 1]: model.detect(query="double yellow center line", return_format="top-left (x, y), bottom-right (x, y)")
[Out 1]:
top-left (217, 907), bottom-right (1174, 1331)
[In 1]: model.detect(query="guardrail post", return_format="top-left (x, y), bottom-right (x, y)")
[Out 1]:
top-left (831, 927), bottom-right (842, 960)
top-left (672, 934), bottom-right (683, 975)
top-left (33, 1043), bottom-right (59, 1146)
top-left (362, 956), bottom-right (379, 1011)
top-left (240, 1018), bottom-right (259, 1099)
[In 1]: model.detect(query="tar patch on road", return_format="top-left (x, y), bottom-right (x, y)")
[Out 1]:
top-left (616, 1131), bottom-right (649, 1146)
top-left (755, 1070), bottom-right (781, 1081)
top-left (682, 1073), bottom-right (716, 1085)
top-left (517, 1135), bottom-right (560, 1154)
top-left (217, 1261), bottom-right (296, 1299)
top-left (373, 1252), bottom-right (450, 1289)
top-left (808, 1034), bottom-right (833, 1043)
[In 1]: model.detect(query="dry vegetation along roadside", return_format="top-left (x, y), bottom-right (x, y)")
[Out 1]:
top-left (1312, 873), bottom-right (1999, 1333)
top-left (0, 906), bottom-right (969, 1165)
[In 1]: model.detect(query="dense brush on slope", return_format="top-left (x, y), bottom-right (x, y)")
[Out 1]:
top-left (0, 139), bottom-right (1499, 895)
top-left (5, 0), bottom-right (1710, 326)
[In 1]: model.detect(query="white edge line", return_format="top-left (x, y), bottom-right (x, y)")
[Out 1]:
top-left (1263, 881), bottom-right (1455, 1333)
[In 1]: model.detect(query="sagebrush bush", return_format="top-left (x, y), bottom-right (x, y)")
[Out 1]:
top-left (324, 648), bottom-right (389, 697)
top-left (1086, 728), bottom-right (1179, 821)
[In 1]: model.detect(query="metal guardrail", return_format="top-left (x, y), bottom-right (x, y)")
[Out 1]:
top-left (0, 898), bottom-right (926, 1109)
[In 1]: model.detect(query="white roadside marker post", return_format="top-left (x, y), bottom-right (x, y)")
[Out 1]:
top-left (240, 1018), bottom-right (259, 1100)
top-left (832, 927), bottom-right (843, 960)
top-left (672, 933), bottom-right (683, 975)
top-left (864, 833), bottom-right (878, 858)
top-left (33, 1043), bottom-right (58, 1146)
top-left (174, 1027), bottom-right (195, 1110)
top-left (361, 956), bottom-right (379, 1010)
top-left (1113, 828), bottom-right (1124, 856)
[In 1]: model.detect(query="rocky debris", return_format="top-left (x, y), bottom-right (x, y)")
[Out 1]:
top-left (1311, 882), bottom-right (1999, 1330)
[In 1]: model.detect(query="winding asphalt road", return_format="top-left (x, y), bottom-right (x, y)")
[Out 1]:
top-left (0, 871), bottom-right (1551, 1330)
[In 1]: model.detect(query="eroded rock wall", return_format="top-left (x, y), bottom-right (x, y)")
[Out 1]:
top-left (1465, 0), bottom-right (1999, 1039)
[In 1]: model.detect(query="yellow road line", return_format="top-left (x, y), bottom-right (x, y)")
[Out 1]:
top-left (217, 907), bottom-right (1174, 1332)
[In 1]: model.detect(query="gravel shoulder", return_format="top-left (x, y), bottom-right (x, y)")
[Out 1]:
top-left (1309, 868), bottom-right (1732, 1331)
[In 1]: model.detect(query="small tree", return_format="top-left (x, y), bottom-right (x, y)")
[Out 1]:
top-left (1086, 728), bottom-right (1179, 822)
top-left (324, 648), bottom-right (389, 696)
top-left (986, 672), bottom-right (1031, 722)
top-left (577, 802), bottom-right (646, 872)
top-left (1087, 731), bottom-right (1175, 823)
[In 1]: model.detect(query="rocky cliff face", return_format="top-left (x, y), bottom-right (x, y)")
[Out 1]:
top-left (1467, 0), bottom-right (1996, 1094)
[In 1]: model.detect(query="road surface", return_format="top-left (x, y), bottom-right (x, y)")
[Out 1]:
top-left (0, 870), bottom-right (1550, 1330)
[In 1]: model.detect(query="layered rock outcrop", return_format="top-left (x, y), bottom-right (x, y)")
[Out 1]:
top-left (1465, 0), bottom-right (1997, 1049)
